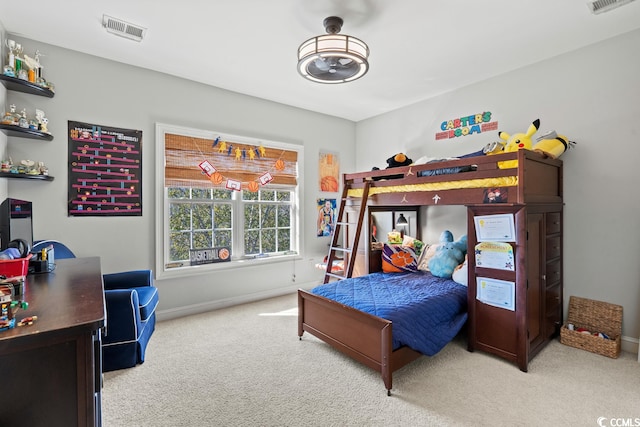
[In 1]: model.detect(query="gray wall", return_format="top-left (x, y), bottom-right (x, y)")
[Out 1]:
top-left (2, 36), bottom-right (355, 318)
top-left (4, 27), bottom-right (639, 349)
top-left (356, 29), bottom-right (640, 345)
top-left (0, 23), bottom-right (8, 202)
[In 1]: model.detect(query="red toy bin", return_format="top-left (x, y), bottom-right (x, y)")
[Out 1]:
top-left (0, 253), bottom-right (33, 278)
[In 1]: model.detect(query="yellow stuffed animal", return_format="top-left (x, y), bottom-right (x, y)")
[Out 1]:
top-left (497, 119), bottom-right (540, 169)
top-left (532, 130), bottom-right (575, 159)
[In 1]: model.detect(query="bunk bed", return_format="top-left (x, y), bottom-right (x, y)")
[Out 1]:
top-left (298, 149), bottom-right (564, 395)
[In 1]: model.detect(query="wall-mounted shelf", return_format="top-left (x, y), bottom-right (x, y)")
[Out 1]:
top-left (0, 172), bottom-right (54, 181)
top-left (0, 123), bottom-right (54, 141)
top-left (0, 74), bottom-right (55, 98)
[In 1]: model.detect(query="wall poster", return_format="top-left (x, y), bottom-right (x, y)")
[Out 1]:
top-left (68, 121), bottom-right (142, 216)
top-left (318, 150), bottom-right (339, 192)
top-left (316, 198), bottom-right (336, 237)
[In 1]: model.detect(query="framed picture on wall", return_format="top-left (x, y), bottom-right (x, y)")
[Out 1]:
top-left (68, 121), bottom-right (142, 216)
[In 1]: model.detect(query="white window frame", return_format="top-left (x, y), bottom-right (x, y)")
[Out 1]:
top-left (155, 123), bottom-right (303, 279)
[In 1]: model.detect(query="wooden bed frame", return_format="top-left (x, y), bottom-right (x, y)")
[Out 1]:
top-left (298, 149), bottom-right (564, 394)
top-left (298, 289), bottom-right (422, 396)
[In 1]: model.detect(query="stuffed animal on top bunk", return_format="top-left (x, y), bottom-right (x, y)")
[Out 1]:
top-left (532, 130), bottom-right (576, 159)
top-left (496, 118), bottom-right (541, 169)
top-left (371, 153), bottom-right (413, 180)
top-left (427, 230), bottom-right (468, 279)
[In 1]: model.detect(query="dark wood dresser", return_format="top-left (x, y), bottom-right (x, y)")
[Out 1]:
top-left (0, 257), bottom-right (105, 427)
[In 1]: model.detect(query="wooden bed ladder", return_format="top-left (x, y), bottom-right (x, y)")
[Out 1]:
top-left (323, 180), bottom-right (371, 283)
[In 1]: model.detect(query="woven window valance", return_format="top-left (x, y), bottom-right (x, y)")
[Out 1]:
top-left (164, 133), bottom-right (298, 189)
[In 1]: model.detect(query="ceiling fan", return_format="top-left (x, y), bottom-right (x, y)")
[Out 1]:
top-left (297, 16), bottom-right (369, 84)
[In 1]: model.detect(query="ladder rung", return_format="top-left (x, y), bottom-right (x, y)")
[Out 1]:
top-left (326, 272), bottom-right (346, 280)
top-left (330, 247), bottom-right (351, 253)
top-left (335, 221), bottom-right (357, 226)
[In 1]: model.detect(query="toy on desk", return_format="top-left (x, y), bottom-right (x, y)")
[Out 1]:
top-left (18, 315), bottom-right (37, 326)
top-left (0, 291), bottom-right (29, 331)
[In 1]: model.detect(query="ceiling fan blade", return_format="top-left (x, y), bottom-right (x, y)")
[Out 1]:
top-left (313, 58), bottom-right (330, 71)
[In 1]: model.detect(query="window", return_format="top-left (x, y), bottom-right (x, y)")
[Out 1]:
top-left (156, 123), bottom-right (302, 277)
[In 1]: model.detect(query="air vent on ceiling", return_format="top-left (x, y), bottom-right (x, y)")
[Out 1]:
top-left (587, 0), bottom-right (637, 14)
top-left (102, 14), bottom-right (147, 42)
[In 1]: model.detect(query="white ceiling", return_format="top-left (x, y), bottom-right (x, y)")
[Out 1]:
top-left (2, 0), bottom-right (640, 122)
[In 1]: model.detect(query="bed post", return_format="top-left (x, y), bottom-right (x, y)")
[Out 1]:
top-left (297, 290), bottom-right (304, 339)
top-left (381, 323), bottom-right (393, 396)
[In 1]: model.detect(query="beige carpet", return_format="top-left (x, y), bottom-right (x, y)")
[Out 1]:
top-left (102, 293), bottom-right (640, 426)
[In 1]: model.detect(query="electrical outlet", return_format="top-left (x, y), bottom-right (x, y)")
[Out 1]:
top-left (291, 274), bottom-right (296, 283)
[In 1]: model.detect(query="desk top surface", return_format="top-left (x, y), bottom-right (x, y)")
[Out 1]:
top-left (0, 256), bottom-right (105, 345)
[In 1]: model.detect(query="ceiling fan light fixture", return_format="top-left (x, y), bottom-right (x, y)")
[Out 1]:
top-left (297, 16), bottom-right (369, 84)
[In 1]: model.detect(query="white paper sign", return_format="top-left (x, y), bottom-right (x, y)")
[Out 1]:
top-left (476, 277), bottom-right (515, 311)
top-left (475, 242), bottom-right (515, 271)
top-left (474, 214), bottom-right (515, 242)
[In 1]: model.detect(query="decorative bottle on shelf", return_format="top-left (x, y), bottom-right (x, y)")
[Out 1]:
top-left (18, 109), bottom-right (29, 129)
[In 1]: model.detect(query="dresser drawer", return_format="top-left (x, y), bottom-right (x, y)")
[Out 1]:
top-left (545, 259), bottom-right (562, 285)
top-left (545, 284), bottom-right (561, 315)
top-left (546, 212), bottom-right (561, 234)
top-left (546, 236), bottom-right (561, 260)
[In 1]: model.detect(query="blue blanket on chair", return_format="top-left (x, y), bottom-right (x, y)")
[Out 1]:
top-left (311, 271), bottom-right (468, 356)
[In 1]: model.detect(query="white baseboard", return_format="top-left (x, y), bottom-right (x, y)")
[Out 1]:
top-left (621, 335), bottom-right (639, 357)
top-left (156, 281), bottom-right (316, 322)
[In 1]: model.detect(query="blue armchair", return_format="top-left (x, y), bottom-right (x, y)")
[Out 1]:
top-left (31, 239), bottom-right (76, 260)
top-left (102, 269), bottom-right (159, 372)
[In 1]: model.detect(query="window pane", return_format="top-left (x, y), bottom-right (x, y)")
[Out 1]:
top-left (243, 190), bottom-right (258, 201)
top-left (262, 229), bottom-right (276, 253)
top-left (169, 232), bottom-right (190, 261)
top-left (277, 205), bottom-right (290, 227)
top-left (213, 189), bottom-right (232, 200)
top-left (261, 190), bottom-right (275, 201)
top-left (214, 230), bottom-right (232, 248)
top-left (213, 204), bottom-right (231, 228)
top-left (170, 203), bottom-right (191, 231)
top-left (260, 204), bottom-right (275, 228)
top-left (278, 229), bottom-right (291, 252)
top-left (168, 187), bottom-right (190, 199)
top-left (193, 231), bottom-right (212, 249)
top-left (244, 229), bottom-right (260, 254)
top-left (244, 204), bottom-right (259, 229)
top-left (192, 188), bottom-right (211, 200)
top-left (192, 204), bottom-right (212, 230)
top-left (276, 191), bottom-right (291, 202)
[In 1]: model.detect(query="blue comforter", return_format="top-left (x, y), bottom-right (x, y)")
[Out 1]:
top-left (311, 271), bottom-right (468, 356)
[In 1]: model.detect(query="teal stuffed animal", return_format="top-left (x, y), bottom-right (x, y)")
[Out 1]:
top-left (428, 230), bottom-right (468, 279)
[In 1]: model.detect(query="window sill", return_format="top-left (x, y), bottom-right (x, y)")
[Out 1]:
top-left (157, 253), bottom-right (302, 280)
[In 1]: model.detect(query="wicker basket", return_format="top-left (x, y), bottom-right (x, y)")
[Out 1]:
top-left (560, 296), bottom-right (622, 358)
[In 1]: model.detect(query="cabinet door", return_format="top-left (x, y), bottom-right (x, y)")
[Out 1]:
top-left (544, 211), bottom-right (563, 337)
top-left (526, 213), bottom-right (544, 350)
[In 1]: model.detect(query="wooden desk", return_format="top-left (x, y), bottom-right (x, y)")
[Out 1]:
top-left (0, 257), bottom-right (105, 427)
